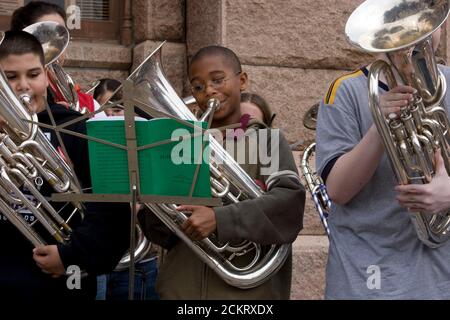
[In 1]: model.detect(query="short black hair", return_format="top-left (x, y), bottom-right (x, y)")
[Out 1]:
top-left (0, 30), bottom-right (45, 66)
top-left (10, 1), bottom-right (67, 31)
top-left (93, 78), bottom-right (151, 119)
top-left (189, 45), bottom-right (242, 74)
top-left (93, 78), bottom-right (122, 101)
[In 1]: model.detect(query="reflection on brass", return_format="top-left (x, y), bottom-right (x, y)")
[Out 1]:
top-left (42, 44), bottom-right (61, 64)
top-left (372, 14), bottom-right (435, 50)
top-left (346, 0), bottom-right (449, 52)
top-left (383, 0), bottom-right (443, 23)
top-left (24, 22), bottom-right (68, 65)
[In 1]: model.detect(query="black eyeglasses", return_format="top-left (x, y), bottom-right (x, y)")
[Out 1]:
top-left (190, 71), bottom-right (241, 94)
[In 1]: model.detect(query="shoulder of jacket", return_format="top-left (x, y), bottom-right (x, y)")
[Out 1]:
top-left (324, 69), bottom-right (364, 106)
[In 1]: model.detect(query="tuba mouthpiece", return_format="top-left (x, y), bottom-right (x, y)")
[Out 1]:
top-left (207, 98), bottom-right (221, 111)
top-left (19, 94), bottom-right (32, 107)
top-left (200, 98), bottom-right (221, 122)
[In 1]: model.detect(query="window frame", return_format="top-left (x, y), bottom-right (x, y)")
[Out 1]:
top-left (0, 0), bottom-right (123, 42)
top-left (0, 0), bottom-right (24, 31)
top-left (70, 0), bottom-right (122, 41)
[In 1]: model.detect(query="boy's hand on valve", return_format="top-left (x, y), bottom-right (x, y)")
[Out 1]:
top-left (379, 85), bottom-right (415, 117)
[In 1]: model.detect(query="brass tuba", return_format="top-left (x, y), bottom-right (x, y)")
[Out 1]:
top-left (0, 34), bottom-right (82, 246)
top-left (346, 0), bottom-right (450, 247)
top-left (119, 42), bottom-right (296, 289)
top-left (23, 21), bottom-right (81, 113)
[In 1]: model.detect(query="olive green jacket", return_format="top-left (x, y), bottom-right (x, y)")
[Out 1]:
top-left (139, 124), bottom-right (305, 299)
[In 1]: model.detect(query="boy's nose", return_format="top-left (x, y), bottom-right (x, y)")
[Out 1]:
top-left (204, 83), bottom-right (219, 98)
top-left (16, 77), bottom-right (31, 93)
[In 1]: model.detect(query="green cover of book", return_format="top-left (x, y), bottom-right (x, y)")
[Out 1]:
top-left (86, 116), bottom-right (211, 198)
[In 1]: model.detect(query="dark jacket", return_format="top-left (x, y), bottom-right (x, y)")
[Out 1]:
top-left (0, 104), bottom-right (131, 300)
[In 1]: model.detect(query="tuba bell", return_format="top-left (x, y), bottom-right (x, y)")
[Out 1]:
top-left (346, 0), bottom-right (450, 247)
top-left (0, 34), bottom-right (83, 246)
top-left (23, 21), bottom-right (81, 113)
top-left (303, 102), bottom-right (319, 130)
top-left (118, 42), bottom-right (295, 289)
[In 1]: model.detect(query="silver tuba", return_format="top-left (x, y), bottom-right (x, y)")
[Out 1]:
top-left (120, 43), bottom-right (292, 289)
top-left (346, 0), bottom-right (450, 247)
top-left (0, 34), bottom-right (82, 246)
top-left (23, 21), bottom-right (81, 113)
top-left (115, 223), bottom-right (152, 271)
top-left (300, 103), bottom-right (331, 236)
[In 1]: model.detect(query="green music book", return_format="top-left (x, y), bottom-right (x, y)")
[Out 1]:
top-left (86, 116), bottom-right (211, 198)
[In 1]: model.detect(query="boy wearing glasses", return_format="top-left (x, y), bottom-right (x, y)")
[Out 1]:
top-left (140, 45), bottom-right (305, 299)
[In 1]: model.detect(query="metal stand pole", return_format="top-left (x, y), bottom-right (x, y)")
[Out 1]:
top-left (128, 184), bottom-right (137, 300)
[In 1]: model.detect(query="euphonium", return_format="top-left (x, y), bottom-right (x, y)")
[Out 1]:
top-left (301, 143), bottom-right (331, 236)
top-left (300, 103), bottom-right (331, 235)
top-left (0, 63), bottom-right (82, 246)
top-left (23, 21), bottom-right (81, 113)
top-left (346, 0), bottom-right (450, 247)
top-left (120, 42), bottom-right (296, 289)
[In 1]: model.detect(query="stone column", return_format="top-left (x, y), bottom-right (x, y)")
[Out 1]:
top-left (121, 0), bottom-right (133, 46)
top-left (132, 0), bottom-right (187, 95)
top-left (65, 41), bottom-right (132, 88)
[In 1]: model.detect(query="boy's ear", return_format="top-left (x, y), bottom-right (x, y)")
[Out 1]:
top-left (43, 69), bottom-right (49, 89)
top-left (239, 72), bottom-right (248, 91)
